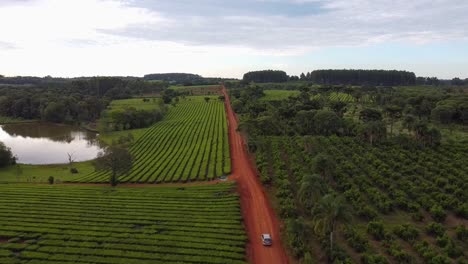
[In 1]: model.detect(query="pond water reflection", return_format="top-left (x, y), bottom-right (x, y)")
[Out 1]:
top-left (0, 123), bottom-right (104, 165)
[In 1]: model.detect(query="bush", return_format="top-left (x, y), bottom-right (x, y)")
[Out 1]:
top-left (393, 224), bottom-right (419, 242)
top-left (367, 221), bottom-right (386, 240)
top-left (70, 167), bottom-right (78, 174)
top-left (454, 203), bottom-right (468, 219)
top-left (361, 254), bottom-right (389, 264)
top-left (344, 227), bottom-right (369, 253)
top-left (411, 211), bottom-right (424, 222)
top-left (444, 239), bottom-right (463, 258)
top-left (429, 255), bottom-right (451, 264)
top-left (455, 225), bottom-right (468, 242)
top-left (425, 222), bottom-right (445, 237)
top-left (358, 206), bottom-right (379, 220)
top-left (430, 204), bottom-right (446, 222)
top-left (48, 176), bottom-right (54, 185)
top-left (435, 234), bottom-right (449, 247)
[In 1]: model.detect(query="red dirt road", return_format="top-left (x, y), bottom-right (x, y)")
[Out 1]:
top-left (222, 86), bottom-right (289, 264)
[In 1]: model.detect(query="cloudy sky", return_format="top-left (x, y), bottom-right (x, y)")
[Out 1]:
top-left (0, 0), bottom-right (467, 78)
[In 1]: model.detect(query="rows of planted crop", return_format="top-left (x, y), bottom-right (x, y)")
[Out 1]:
top-left (72, 96), bottom-right (230, 183)
top-left (0, 184), bottom-right (246, 264)
top-left (256, 136), bottom-right (468, 263)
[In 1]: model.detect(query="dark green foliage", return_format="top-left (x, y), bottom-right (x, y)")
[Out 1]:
top-left (0, 77), bottom-right (168, 124)
top-left (393, 224), bottom-right (419, 242)
top-left (359, 108), bottom-right (383, 122)
top-left (94, 147), bottom-right (133, 186)
top-left (454, 203), bottom-right (468, 218)
top-left (343, 227), bottom-right (369, 253)
top-left (0, 142), bottom-right (16, 168)
top-left (367, 221), bottom-right (387, 241)
top-left (307, 69), bottom-right (416, 86)
top-left (143, 73), bottom-right (232, 85)
top-left (312, 110), bottom-right (342, 135)
top-left (361, 254), bottom-right (389, 264)
top-left (425, 222), bottom-right (446, 237)
top-left (47, 176), bottom-right (54, 185)
top-left (108, 107), bottom-right (165, 131)
top-left (455, 225), bottom-right (468, 242)
top-left (286, 217), bottom-right (308, 257)
top-left (429, 204), bottom-right (447, 222)
top-left (243, 70), bottom-right (288, 83)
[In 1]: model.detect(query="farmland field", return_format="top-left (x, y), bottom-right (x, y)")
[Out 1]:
top-left (0, 183), bottom-right (246, 264)
top-left (260, 90), bottom-right (366, 103)
top-left (256, 136), bottom-right (468, 263)
top-left (107, 98), bottom-right (163, 112)
top-left (71, 96), bottom-right (230, 183)
top-left (169, 85), bottom-right (221, 95)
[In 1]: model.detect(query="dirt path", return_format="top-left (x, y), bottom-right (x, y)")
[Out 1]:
top-left (222, 86), bottom-right (289, 264)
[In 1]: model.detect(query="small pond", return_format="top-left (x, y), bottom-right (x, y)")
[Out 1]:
top-left (0, 123), bottom-right (104, 165)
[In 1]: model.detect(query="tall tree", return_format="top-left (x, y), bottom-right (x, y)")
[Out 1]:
top-left (313, 154), bottom-right (336, 181)
top-left (384, 105), bottom-right (403, 135)
top-left (0, 142), bottom-right (16, 168)
top-left (299, 174), bottom-right (327, 211)
top-left (313, 194), bottom-right (353, 260)
top-left (358, 120), bottom-right (387, 146)
top-left (94, 147), bottom-right (133, 186)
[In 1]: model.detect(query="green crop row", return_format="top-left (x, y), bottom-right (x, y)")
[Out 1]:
top-left (71, 96), bottom-right (230, 183)
top-left (0, 184), bottom-right (246, 264)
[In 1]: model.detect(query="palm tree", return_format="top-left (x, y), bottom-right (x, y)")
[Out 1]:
top-left (298, 174), bottom-right (327, 211)
top-left (313, 194), bottom-right (352, 261)
top-left (313, 154), bottom-right (336, 181)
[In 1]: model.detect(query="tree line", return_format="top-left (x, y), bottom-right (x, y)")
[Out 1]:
top-left (242, 70), bottom-right (289, 83)
top-left (0, 77), bottom-right (168, 124)
top-left (143, 73), bottom-right (234, 86)
top-left (230, 84), bottom-right (468, 149)
top-left (298, 70), bottom-right (416, 86)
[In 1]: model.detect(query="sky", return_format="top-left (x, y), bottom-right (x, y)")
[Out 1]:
top-left (0, 0), bottom-right (467, 79)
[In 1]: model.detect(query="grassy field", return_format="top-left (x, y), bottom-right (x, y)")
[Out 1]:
top-left (107, 98), bottom-right (163, 112)
top-left (97, 97), bottom-right (164, 145)
top-left (98, 127), bottom-right (149, 146)
top-left (0, 183), bottom-right (247, 264)
top-left (70, 96), bottom-right (230, 183)
top-left (0, 161), bottom-right (95, 183)
top-left (0, 116), bottom-right (35, 124)
top-left (261, 90), bottom-right (362, 103)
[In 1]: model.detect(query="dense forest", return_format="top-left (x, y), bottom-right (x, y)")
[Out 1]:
top-left (296, 70), bottom-right (417, 86)
top-left (0, 77), bottom-right (167, 124)
top-left (229, 83), bottom-right (468, 263)
top-left (243, 70), bottom-right (289, 83)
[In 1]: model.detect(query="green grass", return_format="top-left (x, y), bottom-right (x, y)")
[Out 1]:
top-left (98, 128), bottom-right (150, 146)
top-left (0, 116), bottom-right (36, 124)
top-left (168, 85), bottom-right (221, 95)
top-left (107, 98), bottom-right (162, 112)
top-left (169, 85), bottom-right (219, 90)
top-left (0, 183), bottom-right (246, 264)
top-left (0, 161), bottom-right (95, 183)
top-left (71, 96), bottom-right (231, 183)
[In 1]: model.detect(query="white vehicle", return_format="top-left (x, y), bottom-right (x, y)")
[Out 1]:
top-left (261, 233), bottom-right (272, 246)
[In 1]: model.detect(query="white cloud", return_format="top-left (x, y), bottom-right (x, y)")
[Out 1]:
top-left (0, 0), bottom-right (467, 78)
